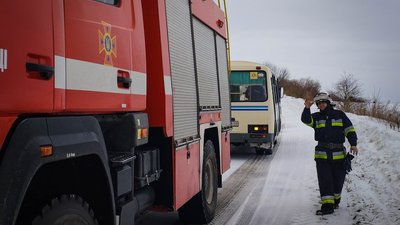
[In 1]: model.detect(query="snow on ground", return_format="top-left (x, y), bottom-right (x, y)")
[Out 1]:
top-left (136, 96), bottom-right (399, 225)
top-left (242, 96), bottom-right (400, 225)
top-left (346, 112), bottom-right (400, 224)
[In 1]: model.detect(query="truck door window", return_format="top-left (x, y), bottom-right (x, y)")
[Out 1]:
top-left (94, 0), bottom-right (119, 6)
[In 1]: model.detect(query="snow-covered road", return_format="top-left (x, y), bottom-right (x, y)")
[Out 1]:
top-left (247, 96), bottom-right (400, 225)
top-left (214, 96), bottom-right (353, 225)
top-left (137, 96), bottom-right (400, 225)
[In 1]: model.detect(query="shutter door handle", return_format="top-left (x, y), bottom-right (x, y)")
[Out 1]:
top-left (26, 62), bottom-right (54, 80)
top-left (117, 76), bottom-right (132, 88)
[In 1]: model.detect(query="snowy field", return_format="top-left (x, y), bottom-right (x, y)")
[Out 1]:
top-left (262, 96), bottom-right (400, 225)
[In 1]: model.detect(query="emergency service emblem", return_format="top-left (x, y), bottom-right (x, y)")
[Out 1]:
top-left (98, 21), bottom-right (117, 66)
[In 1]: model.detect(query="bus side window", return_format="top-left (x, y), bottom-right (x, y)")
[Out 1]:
top-left (230, 85), bottom-right (241, 101)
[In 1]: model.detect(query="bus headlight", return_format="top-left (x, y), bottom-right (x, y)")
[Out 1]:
top-left (248, 124), bottom-right (268, 133)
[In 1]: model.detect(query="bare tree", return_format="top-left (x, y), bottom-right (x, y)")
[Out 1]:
top-left (263, 61), bottom-right (290, 89)
top-left (370, 91), bottom-right (381, 118)
top-left (332, 72), bottom-right (362, 111)
top-left (300, 77), bottom-right (321, 100)
top-left (263, 62), bottom-right (278, 73)
top-left (277, 68), bottom-right (290, 86)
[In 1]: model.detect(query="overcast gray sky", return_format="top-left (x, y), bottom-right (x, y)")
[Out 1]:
top-left (227, 0), bottom-right (400, 103)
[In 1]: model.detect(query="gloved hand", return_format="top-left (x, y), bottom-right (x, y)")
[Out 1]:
top-left (344, 153), bottom-right (354, 174)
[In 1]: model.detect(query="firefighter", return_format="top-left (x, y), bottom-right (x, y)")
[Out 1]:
top-left (301, 92), bottom-right (358, 215)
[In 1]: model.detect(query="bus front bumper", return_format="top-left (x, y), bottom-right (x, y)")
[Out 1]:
top-left (230, 133), bottom-right (274, 146)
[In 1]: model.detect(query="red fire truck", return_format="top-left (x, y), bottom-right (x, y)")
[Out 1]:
top-left (0, 0), bottom-right (231, 224)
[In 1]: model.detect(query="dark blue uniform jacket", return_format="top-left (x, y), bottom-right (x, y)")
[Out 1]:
top-left (301, 105), bottom-right (357, 146)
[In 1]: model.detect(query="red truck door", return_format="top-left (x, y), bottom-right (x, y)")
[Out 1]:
top-left (63, 0), bottom-right (146, 112)
top-left (0, 1), bottom-right (55, 113)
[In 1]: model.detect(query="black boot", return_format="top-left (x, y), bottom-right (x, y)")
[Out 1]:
top-left (316, 203), bottom-right (334, 215)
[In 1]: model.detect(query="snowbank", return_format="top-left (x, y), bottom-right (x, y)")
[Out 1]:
top-left (282, 96), bottom-right (400, 225)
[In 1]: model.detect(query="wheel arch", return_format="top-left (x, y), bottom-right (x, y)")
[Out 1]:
top-left (203, 127), bottom-right (222, 187)
top-left (0, 116), bottom-right (115, 225)
top-left (16, 154), bottom-right (114, 225)
top-left (178, 128), bottom-right (219, 224)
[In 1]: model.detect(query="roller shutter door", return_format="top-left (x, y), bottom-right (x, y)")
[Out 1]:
top-left (193, 18), bottom-right (219, 108)
top-left (166, 0), bottom-right (198, 142)
top-left (216, 35), bottom-right (231, 128)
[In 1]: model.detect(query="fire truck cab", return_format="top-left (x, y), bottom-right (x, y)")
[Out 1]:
top-left (0, 0), bottom-right (231, 224)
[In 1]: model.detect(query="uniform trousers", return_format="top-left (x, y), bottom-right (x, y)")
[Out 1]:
top-left (316, 158), bottom-right (346, 205)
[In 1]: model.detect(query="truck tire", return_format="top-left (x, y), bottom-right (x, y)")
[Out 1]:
top-left (33, 194), bottom-right (98, 225)
top-left (178, 140), bottom-right (218, 224)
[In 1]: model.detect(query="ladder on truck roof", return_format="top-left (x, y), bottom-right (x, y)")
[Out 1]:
top-left (218, 0), bottom-right (231, 73)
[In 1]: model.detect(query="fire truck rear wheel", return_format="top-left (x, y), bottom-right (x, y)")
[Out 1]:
top-left (33, 194), bottom-right (98, 225)
top-left (178, 140), bottom-right (218, 224)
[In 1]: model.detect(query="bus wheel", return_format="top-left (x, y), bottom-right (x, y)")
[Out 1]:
top-left (255, 147), bottom-right (272, 155)
top-left (33, 195), bottom-right (98, 225)
top-left (179, 140), bottom-right (218, 224)
top-left (255, 147), bottom-right (265, 155)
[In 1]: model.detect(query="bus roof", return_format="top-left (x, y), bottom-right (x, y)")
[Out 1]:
top-left (230, 61), bottom-right (271, 73)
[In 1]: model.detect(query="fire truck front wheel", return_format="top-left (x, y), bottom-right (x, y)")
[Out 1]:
top-left (179, 140), bottom-right (218, 224)
top-left (33, 194), bottom-right (98, 225)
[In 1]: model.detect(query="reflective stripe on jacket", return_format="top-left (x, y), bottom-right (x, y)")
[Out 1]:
top-left (301, 105), bottom-right (358, 146)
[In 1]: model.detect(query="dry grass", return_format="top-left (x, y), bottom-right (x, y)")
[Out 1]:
top-left (341, 100), bottom-right (400, 131)
top-left (280, 78), bottom-right (400, 131)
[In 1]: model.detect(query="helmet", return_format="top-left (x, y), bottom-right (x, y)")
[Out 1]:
top-left (313, 92), bottom-right (332, 104)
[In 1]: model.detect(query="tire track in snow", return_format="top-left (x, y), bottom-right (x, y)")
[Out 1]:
top-left (209, 144), bottom-right (278, 225)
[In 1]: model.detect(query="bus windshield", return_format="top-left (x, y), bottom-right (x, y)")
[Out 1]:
top-left (230, 71), bottom-right (267, 102)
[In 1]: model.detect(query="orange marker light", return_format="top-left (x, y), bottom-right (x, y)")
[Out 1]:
top-left (40, 145), bottom-right (53, 157)
top-left (137, 128), bottom-right (149, 140)
top-left (141, 128), bottom-right (148, 139)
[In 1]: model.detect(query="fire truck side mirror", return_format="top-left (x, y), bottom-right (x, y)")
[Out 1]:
top-left (231, 118), bottom-right (239, 127)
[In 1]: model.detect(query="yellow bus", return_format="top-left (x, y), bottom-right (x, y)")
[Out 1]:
top-left (230, 61), bottom-right (282, 154)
